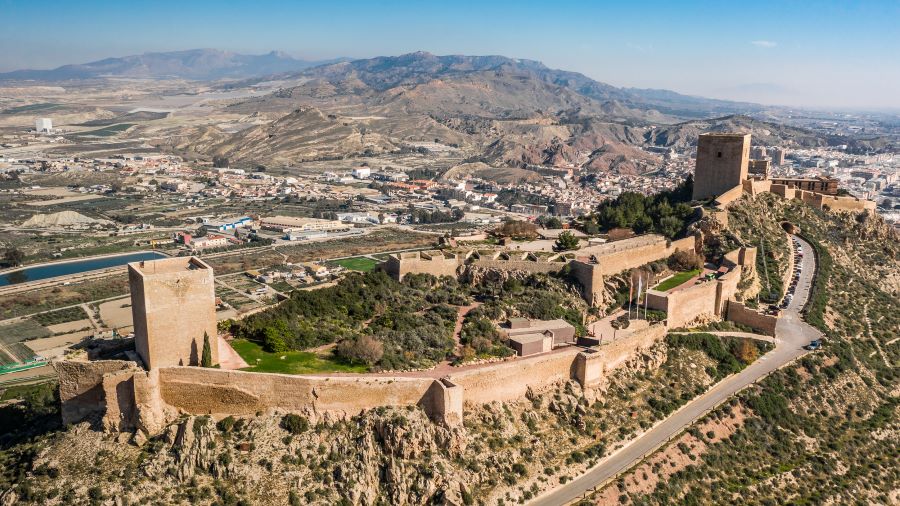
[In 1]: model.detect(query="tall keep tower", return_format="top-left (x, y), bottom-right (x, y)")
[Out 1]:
top-left (692, 133), bottom-right (751, 200)
top-left (128, 257), bottom-right (219, 369)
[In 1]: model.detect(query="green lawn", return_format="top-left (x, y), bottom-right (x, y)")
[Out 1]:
top-left (655, 269), bottom-right (702, 292)
top-left (230, 339), bottom-right (368, 374)
top-left (332, 257), bottom-right (379, 272)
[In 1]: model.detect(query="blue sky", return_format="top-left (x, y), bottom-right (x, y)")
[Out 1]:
top-left (1, 0), bottom-right (898, 109)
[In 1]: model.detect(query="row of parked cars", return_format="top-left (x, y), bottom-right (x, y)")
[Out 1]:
top-left (781, 237), bottom-right (806, 309)
top-left (789, 237), bottom-right (824, 351)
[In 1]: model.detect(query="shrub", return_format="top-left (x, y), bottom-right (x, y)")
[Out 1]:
top-left (280, 414), bottom-right (309, 435)
top-left (217, 416), bottom-right (236, 433)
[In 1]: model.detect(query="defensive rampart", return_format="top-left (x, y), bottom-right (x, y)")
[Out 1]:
top-left (468, 256), bottom-right (566, 274)
top-left (56, 324), bottom-right (668, 433)
top-left (646, 247), bottom-right (754, 328)
top-left (769, 184), bottom-right (875, 214)
top-left (383, 250), bottom-right (461, 280)
top-left (571, 235), bottom-right (696, 306)
top-left (726, 301), bottom-right (778, 336)
top-left (158, 367), bottom-right (436, 417)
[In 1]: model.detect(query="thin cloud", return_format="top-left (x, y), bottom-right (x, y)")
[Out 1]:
top-left (751, 40), bottom-right (777, 48)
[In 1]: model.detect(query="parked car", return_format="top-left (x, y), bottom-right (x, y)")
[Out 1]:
top-left (804, 339), bottom-right (822, 351)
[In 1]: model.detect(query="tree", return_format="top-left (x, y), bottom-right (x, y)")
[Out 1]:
top-left (280, 414), bottom-right (309, 434)
top-left (262, 326), bottom-right (289, 353)
top-left (336, 335), bottom-right (383, 366)
top-left (544, 216), bottom-right (563, 229)
top-left (201, 332), bottom-right (213, 367)
top-left (3, 247), bottom-right (24, 267)
top-left (554, 231), bottom-right (580, 251)
top-left (212, 155), bottom-right (229, 168)
top-left (581, 220), bottom-right (600, 235)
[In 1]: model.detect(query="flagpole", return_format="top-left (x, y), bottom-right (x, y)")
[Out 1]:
top-left (627, 277), bottom-right (633, 320)
top-left (644, 273), bottom-right (650, 320)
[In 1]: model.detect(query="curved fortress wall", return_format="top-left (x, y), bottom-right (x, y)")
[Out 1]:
top-left (57, 325), bottom-right (668, 431)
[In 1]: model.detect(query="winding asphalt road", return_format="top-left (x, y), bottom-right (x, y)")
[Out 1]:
top-left (530, 235), bottom-right (823, 506)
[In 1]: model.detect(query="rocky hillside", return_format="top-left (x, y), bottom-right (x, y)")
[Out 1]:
top-left (182, 53), bottom-right (775, 171)
top-left (587, 193), bottom-right (900, 504)
top-left (1, 330), bottom-right (772, 505)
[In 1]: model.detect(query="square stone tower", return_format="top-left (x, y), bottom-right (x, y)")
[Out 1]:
top-left (128, 257), bottom-right (218, 369)
top-left (692, 133), bottom-right (751, 200)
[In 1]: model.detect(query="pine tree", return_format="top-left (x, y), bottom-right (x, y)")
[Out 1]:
top-left (201, 332), bottom-right (213, 368)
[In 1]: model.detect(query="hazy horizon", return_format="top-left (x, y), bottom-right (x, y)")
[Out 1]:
top-left (2, 0), bottom-right (898, 110)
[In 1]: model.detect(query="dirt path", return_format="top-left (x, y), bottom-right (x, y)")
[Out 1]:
top-left (452, 303), bottom-right (481, 350)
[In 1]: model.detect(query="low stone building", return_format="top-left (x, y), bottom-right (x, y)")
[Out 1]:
top-left (499, 318), bottom-right (576, 356)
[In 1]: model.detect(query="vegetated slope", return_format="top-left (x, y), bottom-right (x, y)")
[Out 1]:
top-left (592, 193), bottom-right (900, 505)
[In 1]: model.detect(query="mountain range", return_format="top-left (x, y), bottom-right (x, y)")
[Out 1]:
top-left (182, 52), bottom-right (840, 170)
top-left (8, 50), bottom-right (888, 172)
top-left (0, 49), bottom-right (344, 81)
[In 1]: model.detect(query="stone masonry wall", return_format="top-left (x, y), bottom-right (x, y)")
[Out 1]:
top-left (647, 247), bottom-right (753, 328)
top-left (57, 323), bottom-right (669, 431)
top-left (54, 360), bottom-right (140, 427)
top-left (384, 251), bottom-right (461, 281)
top-left (469, 259), bottom-right (565, 275)
top-left (157, 368), bottom-right (435, 418)
top-left (448, 324), bottom-right (666, 405)
top-left (726, 301), bottom-right (778, 336)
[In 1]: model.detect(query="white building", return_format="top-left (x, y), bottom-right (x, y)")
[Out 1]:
top-left (35, 118), bottom-right (53, 133)
top-left (259, 216), bottom-right (351, 233)
top-left (352, 167), bottom-right (371, 179)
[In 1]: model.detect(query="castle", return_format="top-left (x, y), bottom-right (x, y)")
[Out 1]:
top-left (54, 131), bottom-right (874, 435)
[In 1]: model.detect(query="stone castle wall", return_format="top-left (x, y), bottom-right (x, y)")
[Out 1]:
top-left (158, 368), bottom-right (436, 418)
top-left (569, 261), bottom-right (605, 306)
top-left (714, 184), bottom-right (745, 206)
top-left (56, 323), bottom-right (668, 433)
top-left (383, 251), bottom-right (461, 281)
top-left (646, 247), bottom-right (754, 328)
top-left (770, 184), bottom-right (875, 214)
top-left (569, 235), bottom-right (696, 306)
top-left (656, 281), bottom-right (720, 328)
top-left (449, 348), bottom-right (580, 405)
top-left (726, 301), bottom-right (778, 336)
top-left (55, 360), bottom-right (139, 428)
top-left (438, 323), bottom-right (667, 405)
top-left (468, 258), bottom-right (564, 275)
